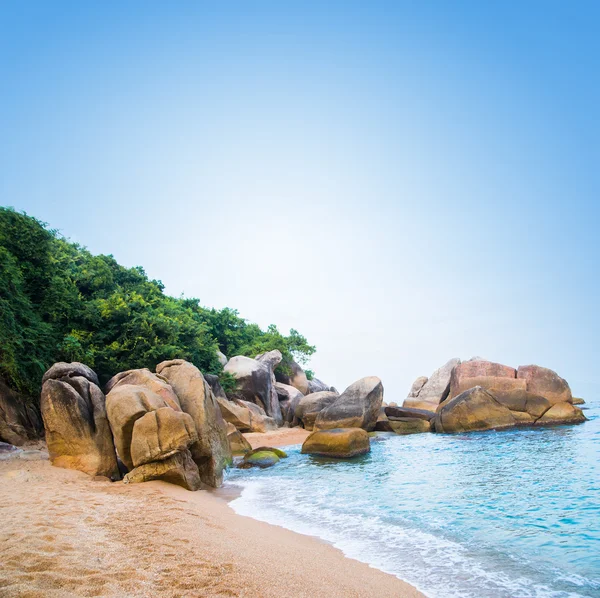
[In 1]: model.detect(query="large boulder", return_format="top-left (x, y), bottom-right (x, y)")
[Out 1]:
top-left (403, 358), bottom-right (460, 412)
top-left (104, 368), bottom-right (181, 411)
top-left (517, 365), bottom-right (572, 405)
top-left (434, 386), bottom-right (517, 433)
top-left (448, 360), bottom-right (521, 402)
top-left (130, 407), bottom-right (198, 467)
top-left (156, 359), bottom-right (232, 488)
top-left (535, 402), bottom-right (586, 425)
top-left (295, 391), bottom-right (339, 430)
top-left (105, 384), bottom-right (174, 470)
top-left (224, 356), bottom-right (283, 425)
top-left (124, 449), bottom-right (201, 491)
top-left (42, 362), bottom-right (99, 386)
top-left (302, 428), bottom-right (370, 458)
top-left (40, 363), bottom-right (119, 479)
top-left (274, 382), bottom-right (304, 425)
top-left (275, 359), bottom-right (309, 395)
top-left (314, 377), bottom-right (383, 432)
top-left (0, 379), bottom-right (43, 446)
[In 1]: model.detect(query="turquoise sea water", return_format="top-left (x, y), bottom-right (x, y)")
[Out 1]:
top-left (226, 401), bottom-right (600, 598)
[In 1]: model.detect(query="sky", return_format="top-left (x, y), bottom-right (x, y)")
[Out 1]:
top-left (1, 1), bottom-right (599, 401)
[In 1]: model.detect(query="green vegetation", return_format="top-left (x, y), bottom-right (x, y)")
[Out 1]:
top-left (0, 207), bottom-right (315, 398)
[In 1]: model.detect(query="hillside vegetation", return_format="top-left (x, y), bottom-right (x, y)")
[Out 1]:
top-left (0, 207), bottom-right (315, 399)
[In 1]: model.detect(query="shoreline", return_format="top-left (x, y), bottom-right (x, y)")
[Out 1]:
top-left (0, 431), bottom-right (424, 598)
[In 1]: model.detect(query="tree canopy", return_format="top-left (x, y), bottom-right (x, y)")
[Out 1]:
top-left (0, 207), bottom-right (315, 398)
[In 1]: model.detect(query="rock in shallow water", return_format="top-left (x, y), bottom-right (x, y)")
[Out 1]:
top-left (302, 428), bottom-right (371, 458)
top-left (238, 447), bottom-right (286, 469)
top-left (434, 386), bottom-right (517, 433)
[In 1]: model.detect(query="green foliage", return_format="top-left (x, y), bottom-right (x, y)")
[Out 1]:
top-left (218, 371), bottom-right (238, 395)
top-left (0, 207), bottom-right (315, 398)
top-left (304, 369), bottom-right (315, 381)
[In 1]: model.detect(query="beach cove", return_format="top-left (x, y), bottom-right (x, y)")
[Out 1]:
top-left (0, 428), bottom-right (422, 598)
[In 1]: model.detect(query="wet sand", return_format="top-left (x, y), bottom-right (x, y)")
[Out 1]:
top-left (0, 432), bottom-right (423, 598)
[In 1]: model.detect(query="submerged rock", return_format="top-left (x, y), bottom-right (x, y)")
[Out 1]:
top-left (302, 428), bottom-right (370, 458)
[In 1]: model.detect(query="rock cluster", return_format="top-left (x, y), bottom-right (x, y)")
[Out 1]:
top-left (401, 358), bottom-right (585, 434)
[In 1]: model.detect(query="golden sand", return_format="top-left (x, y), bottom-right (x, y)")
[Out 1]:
top-left (0, 430), bottom-right (423, 597)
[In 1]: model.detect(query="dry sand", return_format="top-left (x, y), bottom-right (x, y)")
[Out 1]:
top-left (0, 430), bottom-right (423, 598)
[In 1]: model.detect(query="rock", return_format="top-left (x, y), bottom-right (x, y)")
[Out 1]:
top-left (295, 391), bottom-right (339, 430)
top-left (104, 368), bottom-right (181, 411)
top-left (314, 377), bottom-right (383, 432)
top-left (224, 356), bottom-right (283, 425)
top-left (0, 442), bottom-right (21, 460)
top-left (0, 379), bottom-right (43, 445)
top-left (239, 449), bottom-right (281, 469)
top-left (274, 382), bottom-right (304, 425)
top-left (388, 418), bottom-right (431, 435)
top-left (156, 359), bottom-right (232, 488)
top-left (535, 402), bottom-right (586, 425)
top-left (130, 407), bottom-right (198, 467)
top-left (572, 397), bottom-right (585, 405)
top-left (124, 449), bottom-right (201, 490)
top-left (511, 411), bottom-right (536, 425)
top-left (374, 407), bottom-right (392, 432)
top-left (517, 365), bottom-right (573, 405)
top-left (403, 358), bottom-right (460, 412)
top-left (204, 374), bottom-right (228, 401)
top-left (307, 378), bottom-right (330, 394)
top-left (226, 422), bottom-right (252, 455)
top-left (301, 428), bottom-right (370, 458)
top-left (492, 390), bottom-right (552, 419)
top-left (407, 376), bottom-right (428, 398)
top-left (246, 446), bottom-right (288, 459)
top-left (217, 396), bottom-right (253, 431)
top-left (255, 349), bottom-right (283, 371)
top-left (105, 384), bottom-right (172, 470)
top-left (434, 386), bottom-right (517, 433)
top-left (449, 375), bottom-right (527, 404)
top-left (42, 361), bottom-right (99, 386)
top-left (384, 406), bottom-right (435, 421)
top-left (275, 359), bottom-right (309, 395)
top-left (235, 399), bottom-right (278, 432)
top-left (41, 364), bottom-right (119, 479)
top-left (216, 350), bottom-right (228, 367)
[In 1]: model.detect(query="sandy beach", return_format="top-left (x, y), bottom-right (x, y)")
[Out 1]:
top-left (0, 430), bottom-right (423, 598)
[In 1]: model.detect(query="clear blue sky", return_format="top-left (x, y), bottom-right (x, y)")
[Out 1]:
top-left (1, 1), bottom-right (599, 400)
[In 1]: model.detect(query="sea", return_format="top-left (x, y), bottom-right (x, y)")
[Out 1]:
top-left (225, 400), bottom-right (600, 598)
